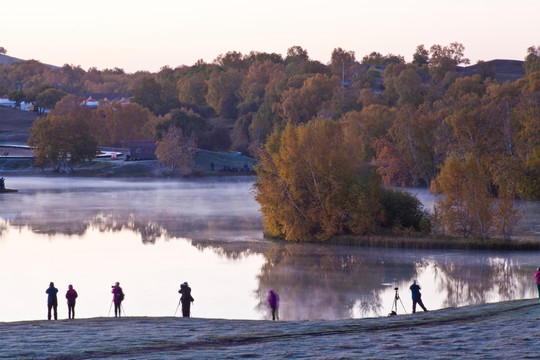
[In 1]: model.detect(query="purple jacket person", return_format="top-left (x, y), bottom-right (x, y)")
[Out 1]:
top-left (267, 290), bottom-right (280, 320)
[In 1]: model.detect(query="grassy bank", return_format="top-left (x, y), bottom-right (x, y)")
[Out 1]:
top-left (263, 232), bottom-right (540, 251)
top-left (326, 233), bottom-right (540, 250)
top-left (1, 299), bottom-right (539, 359)
top-left (0, 148), bottom-right (257, 178)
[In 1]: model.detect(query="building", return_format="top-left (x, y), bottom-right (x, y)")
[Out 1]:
top-left (129, 140), bottom-right (157, 160)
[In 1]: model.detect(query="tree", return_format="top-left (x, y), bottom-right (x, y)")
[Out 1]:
top-left (280, 73), bottom-right (340, 123)
top-left (27, 95), bottom-right (98, 172)
top-left (155, 127), bottom-right (196, 174)
top-left (8, 90), bottom-right (25, 107)
top-left (35, 88), bottom-right (68, 113)
top-left (155, 108), bottom-right (209, 142)
top-left (361, 52), bottom-right (404, 66)
top-left (92, 102), bottom-right (154, 147)
top-left (205, 68), bottom-right (243, 118)
top-left (429, 42), bottom-right (470, 83)
top-left (255, 119), bottom-right (384, 241)
top-left (0, 47), bottom-right (6, 55)
top-left (524, 46), bottom-right (540, 74)
top-left (432, 154), bottom-right (493, 239)
top-left (330, 47), bottom-right (356, 79)
top-left (412, 45), bottom-right (429, 67)
top-left (177, 73), bottom-right (208, 106)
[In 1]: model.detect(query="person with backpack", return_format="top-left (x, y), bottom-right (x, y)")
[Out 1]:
top-left (65, 284), bottom-right (78, 319)
top-left (46, 282), bottom-right (59, 320)
top-left (178, 282), bottom-right (194, 317)
top-left (111, 282), bottom-right (124, 317)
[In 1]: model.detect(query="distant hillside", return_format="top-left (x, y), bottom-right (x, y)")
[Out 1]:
top-left (0, 53), bottom-right (58, 69)
top-left (0, 107), bottom-right (37, 144)
top-left (457, 59), bottom-right (525, 83)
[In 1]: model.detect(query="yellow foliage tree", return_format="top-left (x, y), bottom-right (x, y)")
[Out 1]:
top-left (28, 96), bottom-right (98, 172)
top-left (255, 119), bottom-right (383, 241)
top-left (155, 127), bottom-right (196, 175)
top-left (432, 154), bottom-right (494, 239)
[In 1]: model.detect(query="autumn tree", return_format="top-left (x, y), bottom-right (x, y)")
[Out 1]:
top-left (155, 127), bottom-right (196, 174)
top-left (429, 42), bottom-right (470, 83)
top-left (361, 52), bottom-right (405, 66)
top-left (280, 73), bottom-right (340, 123)
top-left (27, 95), bottom-right (98, 172)
top-left (156, 108), bottom-right (208, 138)
top-left (255, 119), bottom-right (384, 241)
top-left (35, 88), bottom-right (68, 113)
top-left (91, 102), bottom-right (154, 147)
top-left (329, 47), bottom-right (356, 79)
top-left (524, 46), bottom-right (540, 74)
top-left (432, 154), bottom-right (494, 239)
top-left (206, 68), bottom-right (243, 118)
top-left (177, 73), bottom-right (208, 106)
top-left (412, 45), bottom-right (429, 67)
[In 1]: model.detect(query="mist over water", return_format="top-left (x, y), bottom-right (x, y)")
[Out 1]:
top-left (0, 177), bottom-right (539, 322)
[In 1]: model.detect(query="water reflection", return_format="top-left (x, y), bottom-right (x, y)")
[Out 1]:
top-left (0, 177), bottom-right (539, 322)
top-left (255, 244), bottom-right (539, 320)
top-left (0, 177), bottom-right (263, 242)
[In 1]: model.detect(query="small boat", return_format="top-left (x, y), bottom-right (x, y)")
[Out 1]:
top-left (0, 188), bottom-right (18, 193)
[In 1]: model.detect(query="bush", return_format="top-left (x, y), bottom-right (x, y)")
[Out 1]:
top-left (381, 188), bottom-right (430, 232)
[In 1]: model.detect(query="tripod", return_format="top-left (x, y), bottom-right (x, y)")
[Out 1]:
top-left (389, 287), bottom-right (407, 316)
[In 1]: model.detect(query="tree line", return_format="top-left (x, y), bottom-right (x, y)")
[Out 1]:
top-left (2, 43), bottom-right (539, 240)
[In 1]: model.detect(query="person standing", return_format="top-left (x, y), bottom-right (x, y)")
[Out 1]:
top-left (111, 282), bottom-right (124, 317)
top-left (535, 267), bottom-right (540, 298)
top-left (65, 285), bottom-right (78, 319)
top-left (46, 282), bottom-right (59, 320)
top-left (409, 280), bottom-right (428, 313)
top-left (178, 282), bottom-right (194, 317)
top-left (267, 290), bottom-right (280, 320)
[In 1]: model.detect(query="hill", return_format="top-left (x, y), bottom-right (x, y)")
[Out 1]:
top-left (457, 59), bottom-right (526, 83)
top-left (0, 53), bottom-right (58, 69)
top-left (0, 107), bottom-right (37, 144)
top-left (0, 299), bottom-right (538, 359)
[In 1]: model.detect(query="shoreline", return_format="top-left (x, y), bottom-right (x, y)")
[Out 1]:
top-left (2, 299), bottom-right (539, 359)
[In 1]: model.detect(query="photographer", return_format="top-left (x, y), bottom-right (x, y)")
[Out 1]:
top-left (111, 282), bottom-right (124, 317)
top-left (409, 280), bottom-right (428, 313)
top-left (178, 282), bottom-right (194, 317)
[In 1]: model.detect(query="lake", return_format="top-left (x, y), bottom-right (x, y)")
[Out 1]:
top-left (0, 177), bottom-right (539, 322)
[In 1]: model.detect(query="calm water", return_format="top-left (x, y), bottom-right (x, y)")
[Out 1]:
top-left (0, 177), bottom-right (539, 322)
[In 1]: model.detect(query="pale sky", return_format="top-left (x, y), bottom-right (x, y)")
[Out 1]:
top-left (2, 0), bottom-right (539, 73)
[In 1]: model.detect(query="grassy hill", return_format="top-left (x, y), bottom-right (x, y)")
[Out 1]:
top-left (0, 107), bottom-right (37, 144)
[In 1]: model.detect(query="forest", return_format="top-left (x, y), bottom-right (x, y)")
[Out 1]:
top-left (1, 43), bottom-right (539, 241)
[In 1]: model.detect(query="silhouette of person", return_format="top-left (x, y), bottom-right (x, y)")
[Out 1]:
top-left (111, 282), bottom-right (124, 317)
top-left (210, 162), bottom-right (215, 171)
top-left (535, 267), bottom-right (540, 298)
top-left (66, 285), bottom-right (78, 319)
top-left (409, 280), bottom-right (428, 313)
top-left (46, 282), bottom-right (59, 320)
top-left (267, 290), bottom-right (280, 320)
top-left (178, 282), bottom-right (194, 317)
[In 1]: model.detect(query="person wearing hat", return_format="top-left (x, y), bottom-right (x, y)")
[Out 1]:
top-left (178, 282), bottom-right (194, 317)
top-left (65, 285), bottom-right (78, 319)
top-left (111, 282), bottom-right (124, 317)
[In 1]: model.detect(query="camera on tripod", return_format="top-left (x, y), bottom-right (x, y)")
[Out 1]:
top-left (388, 286), bottom-right (407, 316)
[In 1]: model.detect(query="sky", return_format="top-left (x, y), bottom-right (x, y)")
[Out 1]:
top-left (2, 0), bottom-right (539, 73)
